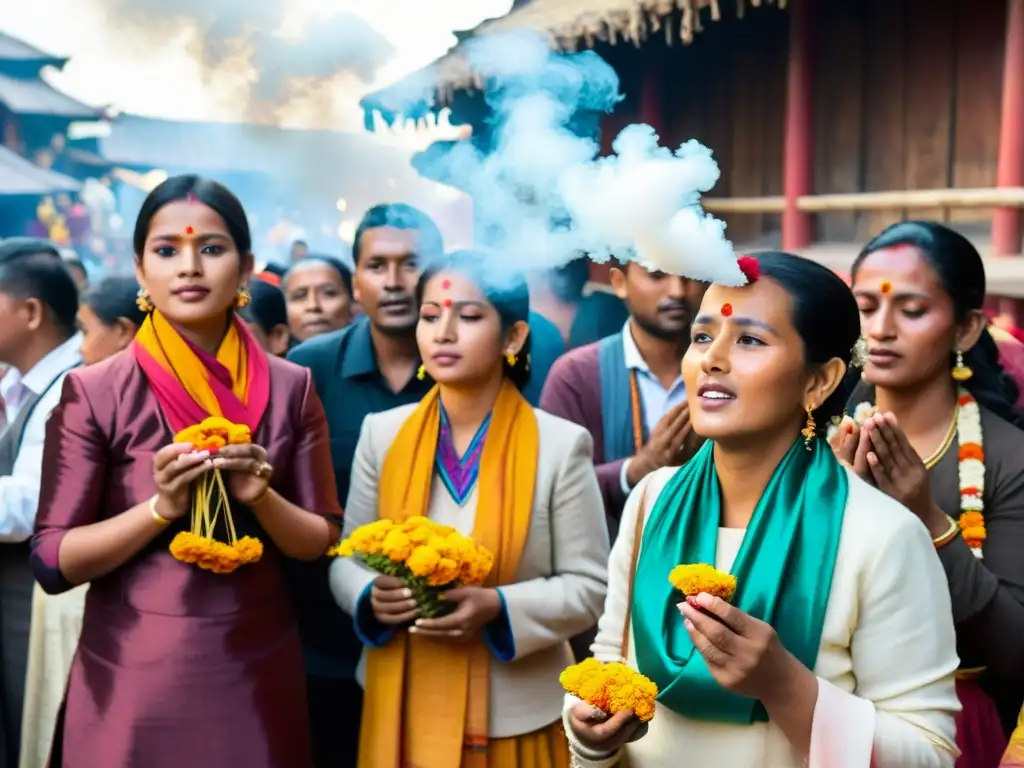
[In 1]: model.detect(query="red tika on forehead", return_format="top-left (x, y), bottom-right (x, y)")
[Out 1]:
top-left (441, 279), bottom-right (451, 290)
top-left (442, 298), bottom-right (453, 308)
top-left (721, 303), bottom-right (733, 317)
top-left (880, 280), bottom-right (893, 294)
top-left (737, 255), bottom-right (760, 284)
top-left (185, 225), bottom-right (195, 235)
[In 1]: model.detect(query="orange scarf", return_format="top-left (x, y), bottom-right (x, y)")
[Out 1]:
top-left (133, 310), bottom-right (270, 434)
top-left (1002, 705), bottom-right (1024, 766)
top-left (359, 380), bottom-right (539, 768)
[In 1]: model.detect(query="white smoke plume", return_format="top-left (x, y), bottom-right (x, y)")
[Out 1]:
top-left (411, 32), bottom-right (743, 286)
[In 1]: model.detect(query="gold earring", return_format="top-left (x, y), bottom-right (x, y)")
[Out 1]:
top-left (136, 288), bottom-right (154, 313)
top-left (416, 364), bottom-right (426, 381)
top-left (952, 351), bottom-right (973, 382)
top-left (801, 406), bottom-right (816, 450)
top-left (235, 286), bottom-right (251, 308)
top-left (505, 352), bottom-right (517, 367)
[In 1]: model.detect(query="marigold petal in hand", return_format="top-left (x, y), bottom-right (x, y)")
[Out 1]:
top-left (560, 659), bottom-right (658, 722)
top-left (668, 563), bottom-right (737, 601)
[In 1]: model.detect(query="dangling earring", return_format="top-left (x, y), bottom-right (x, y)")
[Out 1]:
top-left (505, 352), bottom-right (518, 367)
top-left (801, 406), bottom-right (816, 451)
top-left (136, 288), bottom-right (154, 313)
top-left (952, 350), bottom-right (973, 382)
top-left (235, 286), bottom-right (251, 308)
top-left (416, 364), bottom-right (426, 381)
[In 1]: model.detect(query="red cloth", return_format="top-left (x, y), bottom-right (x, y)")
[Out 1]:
top-left (956, 678), bottom-right (1008, 768)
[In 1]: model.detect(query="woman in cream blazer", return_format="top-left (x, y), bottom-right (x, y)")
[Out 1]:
top-left (330, 250), bottom-right (609, 768)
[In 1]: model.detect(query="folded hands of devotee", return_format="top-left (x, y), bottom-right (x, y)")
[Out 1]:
top-left (832, 413), bottom-right (945, 532)
top-left (678, 592), bottom-right (807, 704)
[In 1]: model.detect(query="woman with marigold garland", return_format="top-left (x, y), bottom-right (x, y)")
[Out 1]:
top-left (31, 175), bottom-right (341, 767)
top-left (565, 251), bottom-right (960, 768)
top-left (329, 249), bottom-right (609, 768)
top-left (833, 221), bottom-right (1024, 767)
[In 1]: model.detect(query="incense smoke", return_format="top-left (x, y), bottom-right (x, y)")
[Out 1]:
top-left (410, 32), bottom-right (742, 286)
top-left (91, 0), bottom-right (393, 122)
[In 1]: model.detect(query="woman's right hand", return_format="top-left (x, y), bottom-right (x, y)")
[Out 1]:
top-left (370, 575), bottom-right (421, 626)
top-left (567, 700), bottom-right (648, 757)
top-left (152, 443), bottom-right (213, 520)
top-left (828, 416), bottom-right (872, 482)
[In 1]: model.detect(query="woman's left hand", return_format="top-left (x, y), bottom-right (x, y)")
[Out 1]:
top-left (410, 587), bottom-right (502, 643)
top-left (212, 444), bottom-right (274, 506)
top-left (861, 413), bottom-right (935, 521)
top-left (679, 593), bottom-right (796, 701)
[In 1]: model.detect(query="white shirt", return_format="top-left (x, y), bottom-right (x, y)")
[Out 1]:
top-left (619, 321), bottom-right (687, 494)
top-left (0, 333), bottom-right (83, 543)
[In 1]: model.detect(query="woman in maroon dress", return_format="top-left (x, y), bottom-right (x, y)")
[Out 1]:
top-left (31, 175), bottom-right (341, 767)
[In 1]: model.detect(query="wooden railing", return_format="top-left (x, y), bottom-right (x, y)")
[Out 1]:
top-left (702, 187), bottom-right (1024, 214)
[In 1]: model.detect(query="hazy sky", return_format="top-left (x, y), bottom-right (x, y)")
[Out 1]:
top-left (3, 0), bottom-right (512, 133)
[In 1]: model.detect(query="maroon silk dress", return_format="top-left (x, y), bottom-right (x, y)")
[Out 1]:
top-left (30, 350), bottom-right (342, 768)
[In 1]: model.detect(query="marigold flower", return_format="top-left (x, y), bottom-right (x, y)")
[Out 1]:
top-left (407, 545), bottom-right (441, 577)
top-left (381, 530), bottom-right (413, 563)
top-left (560, 659), bottom-right (658, 722)
top-left (959, 443), bottom-right (984, 462)
top-left (668, 563), bottom-right (737, 601)
top-left (959, 511), bottom-right (985, 530)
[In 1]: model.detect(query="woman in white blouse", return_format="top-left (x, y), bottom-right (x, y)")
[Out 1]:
top-left (564, 252), bottom-right (960, 768)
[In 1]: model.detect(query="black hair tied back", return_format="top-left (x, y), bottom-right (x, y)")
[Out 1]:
top-left (415, 249), bottom-right (533, 392)
top-left (753, 251), bottom-right (862, 434)
top-left (81, 276), bottom-right (146, 327)
top-left (852, 221), bottom-right (1024, 428)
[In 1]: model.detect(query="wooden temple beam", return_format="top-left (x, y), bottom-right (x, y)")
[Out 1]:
top-left (992, 0), bottom-right (1024, 257)
top-left (702, 187), bottom-right (1024, 215)
top-left (782, 0), bottom-right (815, 251)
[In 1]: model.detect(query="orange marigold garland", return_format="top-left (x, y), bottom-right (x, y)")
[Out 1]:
top-left (329, 517), bottom-right (494, 617)
top-left (560, 658), bottom-right (659, 722)
top-left (668, 563), bottom-right (737, 601)
top-left (956, 389), bottom-right (986, 558)
top-left (169, 417), bottom-right (264, 574)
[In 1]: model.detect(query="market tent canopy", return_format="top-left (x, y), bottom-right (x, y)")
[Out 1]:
top-left (0, 145), bottom-right (81, 196)
top-left (0, 31), bottom-right (66, 69)
top-left (362, 0), bottom-right (785, 122)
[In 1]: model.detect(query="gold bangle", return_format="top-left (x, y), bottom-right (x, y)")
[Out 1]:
top-left (932, 515), bottom-right (960, 549)
top-left (248, 487), bottom-right (272, 508)
top-left (149, 496), bottom-right (172, 527)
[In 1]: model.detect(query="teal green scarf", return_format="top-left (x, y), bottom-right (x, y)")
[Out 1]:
top-left (632, 437), bottom-right (847, 724)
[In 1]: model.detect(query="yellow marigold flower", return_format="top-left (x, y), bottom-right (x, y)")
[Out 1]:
top-left (381, 530), bottom-right (413, 563)
top-left (427, 557), bottom-right (459, 587)
top-left (668, 563), bottom-right (737, 601)
top-left (962, 526), bottom-right (987, 542)
top-left (407, 545), bottom-right (441, 577)
top-left (234, 536), bottom-right (263, 564)
top-left (959, 511), bottom-right (985, 530)
top-left (560, 660), bottom-right (658, 722)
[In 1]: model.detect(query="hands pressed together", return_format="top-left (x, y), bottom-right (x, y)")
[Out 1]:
top-left (369, 575), bottom-right (502, 642)
top-left (829, 411), bottom-right (943, 528)
top-left (627, 402), bottom-right (694, 486)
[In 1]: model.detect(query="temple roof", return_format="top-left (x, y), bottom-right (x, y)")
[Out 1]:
top-left (0, 72), bottom-right (103, 119)
top-left (0, 31), bottom-right (66, 68)
top-left (0, 145), bottom-right (80, 196)
top-left (363, 0), bottom-right (785, 121)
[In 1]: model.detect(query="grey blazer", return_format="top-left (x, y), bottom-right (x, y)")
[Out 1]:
top-left (330, 403), bottom-right (610, 738)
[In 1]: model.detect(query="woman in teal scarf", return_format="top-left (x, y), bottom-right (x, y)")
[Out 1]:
top-left (563, 252), bottom-right (961, 768)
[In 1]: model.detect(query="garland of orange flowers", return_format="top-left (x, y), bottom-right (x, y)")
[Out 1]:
top-left (168, 417), bottom-right (264, 574)
top-left (956, 388), bottom-right (986, 558)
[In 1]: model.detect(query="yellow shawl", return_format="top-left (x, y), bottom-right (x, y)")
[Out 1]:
top-left (359, 379), bottom-right (539, 768)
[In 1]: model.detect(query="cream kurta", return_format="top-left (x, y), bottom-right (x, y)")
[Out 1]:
top-left (330, 403), bottom-right (610, 739)
top-left (564, 464), bottom-right (961, 768)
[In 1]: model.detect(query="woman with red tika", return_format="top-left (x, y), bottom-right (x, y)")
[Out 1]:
top-left (835, 221), bottom-right (1024, 768)
top-left (31, 175), bottom-right (341, 767)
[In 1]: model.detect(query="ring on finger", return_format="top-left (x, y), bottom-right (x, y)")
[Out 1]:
top-left (254, 462), bottom-right (273, 479)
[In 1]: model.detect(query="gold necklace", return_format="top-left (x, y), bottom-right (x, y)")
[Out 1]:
top-left (923, 405), bottom-right (959, 470)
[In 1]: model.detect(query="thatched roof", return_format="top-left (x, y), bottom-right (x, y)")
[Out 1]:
top-left (363, 0), bottom-right (785, 119)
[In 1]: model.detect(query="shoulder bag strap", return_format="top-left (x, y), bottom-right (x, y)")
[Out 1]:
top-left (620, 482), bottom-right (649, 660)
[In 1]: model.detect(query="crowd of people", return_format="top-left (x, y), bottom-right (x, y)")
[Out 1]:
top-left (0, 173), bottom-right (1020, 767)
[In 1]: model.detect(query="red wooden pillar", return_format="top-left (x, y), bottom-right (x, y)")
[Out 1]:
top-left (992, 0), bottom-right (1024, 258)
top-left (782, 0), bottom-right (815, 251)
top-left (639, 53), bottom-right (665, 132)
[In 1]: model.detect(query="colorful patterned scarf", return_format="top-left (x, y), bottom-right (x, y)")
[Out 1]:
top-left (359, 379), bottom-right (539, 768)
top-left (132, 309), bottom-right (270, 435)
